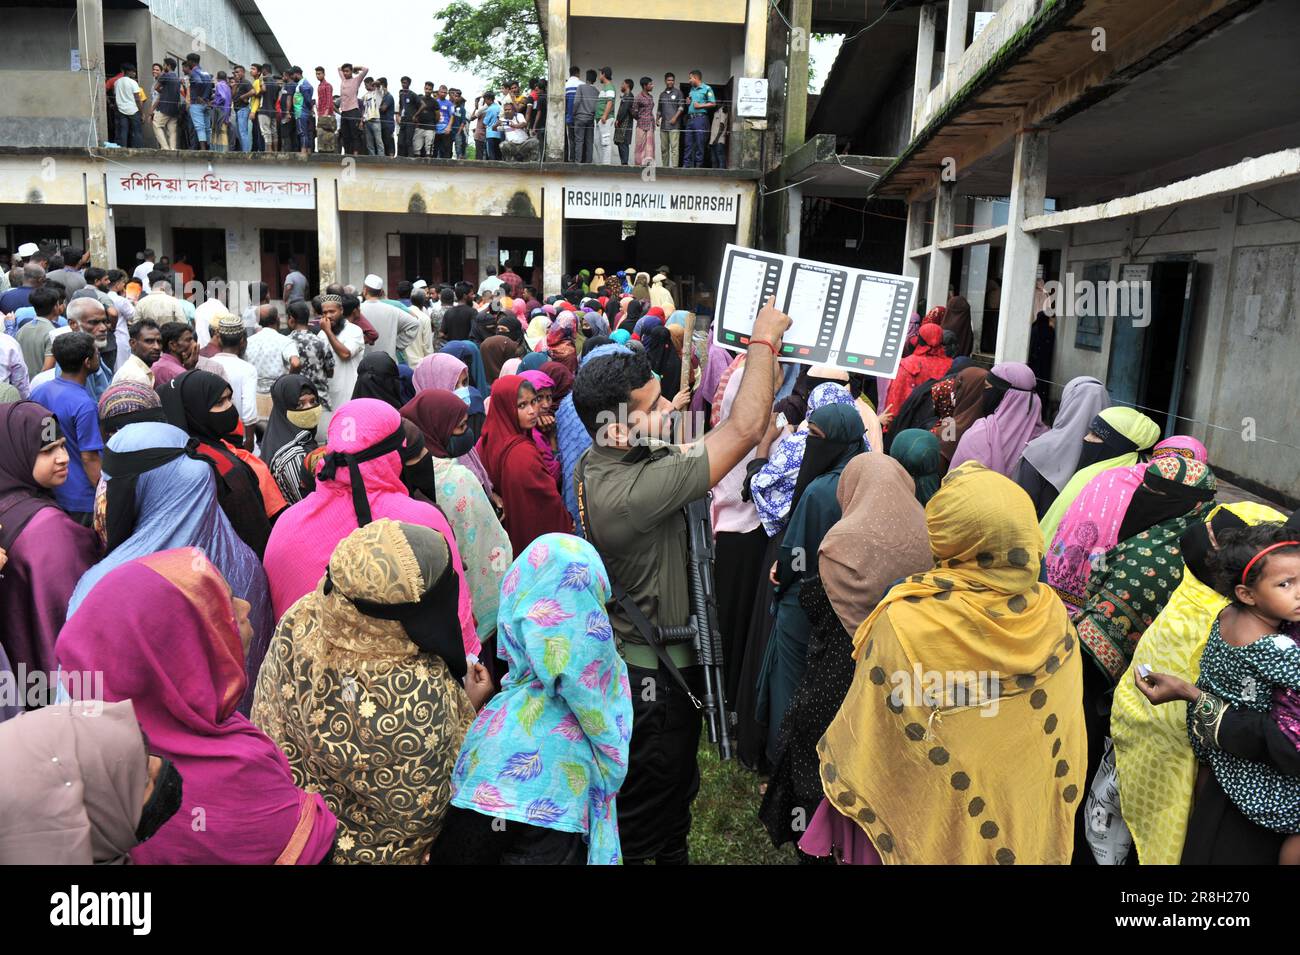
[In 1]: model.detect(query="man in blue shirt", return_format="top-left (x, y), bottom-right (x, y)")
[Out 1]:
top-left (150, 57), bottom-right (182, 149)
top-left (482, 92), bottom-right (503, 161)
top-left (450, 88), bottom-right (469, 158)
top-left (683, 69), bottom-right (716, 168)
top-left (182, 53), bottom-right (214, 150)
top-left (434, 85), bottom-right (454, 159)
top-left (30, 332), bottom-right (103, 524)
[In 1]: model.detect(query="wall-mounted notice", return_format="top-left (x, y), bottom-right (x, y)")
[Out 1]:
top-left (714, 243), bottom-right (917, 377)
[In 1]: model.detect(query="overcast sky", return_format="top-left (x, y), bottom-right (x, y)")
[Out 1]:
top-left (258, 0), bottom-right (486, 95)
top-left (258, 1), bottom-right (845, 96)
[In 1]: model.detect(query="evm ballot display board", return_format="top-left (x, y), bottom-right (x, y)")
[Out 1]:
top-left (713, 244), bottom-right (918, 378)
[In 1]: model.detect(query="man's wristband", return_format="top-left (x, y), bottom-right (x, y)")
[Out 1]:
top-left (748, 338), bottom-right (777, 358)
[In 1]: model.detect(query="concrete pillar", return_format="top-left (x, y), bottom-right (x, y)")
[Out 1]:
top-left (784, 184), bottom-right (803, 257)
top-left (783, 0), bottom-right (812, 156)
top-left (912, 4), bottom-right (938, 138)
top-left (926, 182), bottom-right (955, 311)
top-left (84, 171), bottom-right (114, 269)
top-left (346, 213), bottom-right (366, 287)
top-left (943, 0), bottom-right (969, 96)
top-left (77, 0), bottom-right (107, 144)
top-left (315, 176), bottom-right (342, 290)
top-left (545, 1), bottom-right (568, 162)
top-left (221, 220), bottom-right (260, 309)
top-left (143, 208), bottom-right (164, 261)
top-left (543, 185), bottom-right (565, 292)
top-left (902, 199), bottom-right (927, 278)
top-left (964, 197), bottom-right (994, 342)
top-left (736, 184), bottom-right (757, 248)
top-left (996, 129), bottom-right (1048, 362)
top-left (739, 0), bottom-right (771, 172)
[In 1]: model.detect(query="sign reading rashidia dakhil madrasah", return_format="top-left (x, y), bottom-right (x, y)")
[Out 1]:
top-left (563, 182), bottom-right (740, 225)
top-left (106, 162), bottom-right (316, 209)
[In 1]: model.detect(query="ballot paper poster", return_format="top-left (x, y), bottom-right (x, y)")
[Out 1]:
top-left (714, 244), bottom-right (918, 378)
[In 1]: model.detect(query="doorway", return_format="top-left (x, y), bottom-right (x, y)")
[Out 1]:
top-left (104, 43), bottom-right (138, 144)
top-left (170, 227), bottom-right (226, 292)
top-left (114, 226), bottom-right (146, 274)
top-left (1106, 259), bottom-right (1195, 429)
top-left (261, 229), bottom-right (318, 301)
top-left (498, 238), bottom-right (542, 290)
top-left (563, 220), bottom-right (733, 310)
top-left (390, 233), bottom-right (465, 290)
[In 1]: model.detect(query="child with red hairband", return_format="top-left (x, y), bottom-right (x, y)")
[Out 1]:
top-left (1183, 523), bottom-right (1300, 863)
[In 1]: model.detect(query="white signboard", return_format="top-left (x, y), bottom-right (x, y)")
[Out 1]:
top-left (973, 11), bottom-right (996, 39)
top-left (714, 243), bottom-right (917, 377)
top-left (736, 78), bottom-right (768, 118)
top-left (564, 183), bottom-right (740, 225)
top-left (107, 163), bottom-right (316, 208)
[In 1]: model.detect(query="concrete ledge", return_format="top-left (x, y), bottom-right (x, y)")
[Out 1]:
top-left (0, 145), bottom-right (761, 180)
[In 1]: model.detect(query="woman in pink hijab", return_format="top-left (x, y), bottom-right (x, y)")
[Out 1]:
top-left (411, 352), bottom-right (493, 496)
top-left (262, 398), bottom-right (481, 659)
top-left (57, 548), bottom-right (339, 864)
top-left (947, 362), bottom-right (1048, 477)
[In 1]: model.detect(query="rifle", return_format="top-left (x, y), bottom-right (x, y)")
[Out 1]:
top-left (655, 495), bottom-right (734, 760)
top-left (575, 453), bottom-right (734, 760)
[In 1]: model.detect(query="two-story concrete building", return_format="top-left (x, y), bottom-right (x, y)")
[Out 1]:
top-left (1, 0), bottom-right (780, 309)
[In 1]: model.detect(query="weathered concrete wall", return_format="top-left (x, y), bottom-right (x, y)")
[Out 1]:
top-left (0, 8), bottom-right (73, 69)
top-left (0, 72), bottom-right (97, 148)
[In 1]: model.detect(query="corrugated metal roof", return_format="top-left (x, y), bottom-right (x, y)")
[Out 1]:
top-left (230, 0), bottom-right (290, 70)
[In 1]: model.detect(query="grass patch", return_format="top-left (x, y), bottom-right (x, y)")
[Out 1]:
top-left (689, 735), bottom-right (796, 865)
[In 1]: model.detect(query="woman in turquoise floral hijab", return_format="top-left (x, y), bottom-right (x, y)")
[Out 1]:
top-left (434, 533), bottom-right (633, 865)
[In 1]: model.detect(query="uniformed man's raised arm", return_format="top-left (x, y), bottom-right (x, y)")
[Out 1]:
top-left (701, 296), bottom-right (790, 486)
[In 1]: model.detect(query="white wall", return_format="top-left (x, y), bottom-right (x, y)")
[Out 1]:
top-left (1050, 179), bottom-right (1300, 499)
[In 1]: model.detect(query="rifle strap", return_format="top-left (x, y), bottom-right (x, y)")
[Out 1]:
top-left (574, 449), bottom-right (701, 710)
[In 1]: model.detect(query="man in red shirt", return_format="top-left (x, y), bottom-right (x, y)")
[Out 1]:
top-left (497, 264), bottom-right (523, 297)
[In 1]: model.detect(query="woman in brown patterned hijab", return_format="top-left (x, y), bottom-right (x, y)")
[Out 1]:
top-left (252, 519), bottom-right (489, 864)
top-left (935, 366), bottom-right (990, 467)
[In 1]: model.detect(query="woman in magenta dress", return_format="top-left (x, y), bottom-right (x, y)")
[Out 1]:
top-left (0, 401), bottom-right (101, 682)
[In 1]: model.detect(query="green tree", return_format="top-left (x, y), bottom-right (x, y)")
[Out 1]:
top-left (433, 0), bottom-right (547, 89)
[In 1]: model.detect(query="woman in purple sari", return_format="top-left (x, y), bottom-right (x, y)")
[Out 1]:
top-left (68, 420), bottom-right (274, 715)
top-left (0, 401), bottom-right (102, 682)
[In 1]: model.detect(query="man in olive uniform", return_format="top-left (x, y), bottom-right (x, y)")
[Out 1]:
top-left (572, 298), bottom-right (790, 863)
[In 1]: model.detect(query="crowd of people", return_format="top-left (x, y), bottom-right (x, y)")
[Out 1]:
top-left (0, 239), bottom-right (1297, 866)
top-left (104, 56), bottom-right (729, 168)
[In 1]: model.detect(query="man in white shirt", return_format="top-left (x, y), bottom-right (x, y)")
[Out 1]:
top-left (112, 317), bottom-right (162, 387)
top-left (208, 313), bottom-right (259, 445)
top-left (359, 274), bottom-right (419, 360)
top-left (404, 287), bottom-right (435, 363)
top-left (113, 63), bottom-right (147, 147)
top-left (500, 101), bottom-right (538, 162)
top-left (243, 304), bottom-right (287, 424)
top-left (132, 250), bottom-right (156, 291)
top-left (318, 292), bottom-right (365, 420)
top-left (134, 280), bottom-right (189, 327)
top-left (477, 265), bottom-right (503, 296)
